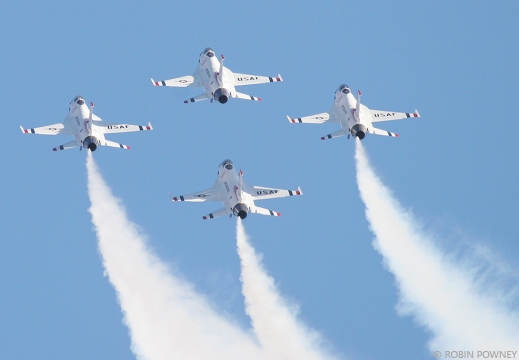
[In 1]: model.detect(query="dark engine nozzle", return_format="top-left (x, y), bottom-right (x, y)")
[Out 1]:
top-left (233, 203), bottom-right (249, 219)
top-left (83, 136), bottom-right (100, 151)
top-left (214, 88), bottom-right (230, 104)
top-left (351, 124), bottom-right (368, 140)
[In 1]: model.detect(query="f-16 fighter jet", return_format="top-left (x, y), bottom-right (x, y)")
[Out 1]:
top-left (151, 47), bottom-right (283, 104)
top-left (170, 159), bottom-right (302, 220)
top-left (287, 84), bottom-right (420, 140)
top-left (20, 96), bottom-right (153, 151)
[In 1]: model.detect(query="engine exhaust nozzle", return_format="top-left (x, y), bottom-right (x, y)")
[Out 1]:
top-left (214, 88), bottom-right (230, 104)
top-left (83, 136), bottom-right (99, 151)
top-left (351, 124), bottom-right (368, 140)
top-left (233, 203), bottom-right (249, 219)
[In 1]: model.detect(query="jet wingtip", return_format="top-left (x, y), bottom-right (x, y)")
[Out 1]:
top-left (277, 74), bottom-right (283, 82)
top-left (286, 115), bottom-right (298, 124)
top-left (414, 109), bottom-right (420, 117)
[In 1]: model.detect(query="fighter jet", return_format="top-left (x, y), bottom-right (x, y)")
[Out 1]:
top-left (287, 84), bottom-right (420, 140)
top-left (151, 47), bottom-right (283, 104)
top-left (20, 96), bottom-right (153, 151)
top-left (170, 159), bottom-right (302, 220)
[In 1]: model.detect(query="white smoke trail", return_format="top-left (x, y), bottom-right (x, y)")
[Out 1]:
top-left (86, 151), bottom-right (264, 360)
top-left (354, 139), bottom-right (519, 350)
top-left (236, 219), bottom-right (335, 360)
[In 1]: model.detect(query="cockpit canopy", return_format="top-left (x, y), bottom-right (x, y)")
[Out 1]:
top-left (201, 47), bottom-right (215, 58)
top-left (73, 96), bottom-right (85, 106)
top-left (220, 159), bottom-right (233, 170)
top-left (339, 84), bottom-right (351, 95)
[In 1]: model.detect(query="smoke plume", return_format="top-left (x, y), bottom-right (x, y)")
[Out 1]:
top-left (354, 139), bottom-right (519, 350)
top-left (236, 219), bottom-right (335, 359)
top-left (86, 151), bottom-right (264, 360)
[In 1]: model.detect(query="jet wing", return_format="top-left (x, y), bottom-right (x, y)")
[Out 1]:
top-left (151, 75), bottom-right (197, 88)
top-left (286, 113), bottom-right (338, 124)
top-left (245, 182), bottom-right (303, 200)
top-left (233, 72), bottom-right (283, 86)
top-left (170, 187), bottom-right (222, 203)
top-left (369, 108), bottom-right (420, 122)
top-left (20, 123), bottom-right (71, 135)
top-left (99, 122), bottom-right (153, 134)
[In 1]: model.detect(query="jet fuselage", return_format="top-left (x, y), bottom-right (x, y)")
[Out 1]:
top-left (66, 96), bottom-right (103, 151)
top-left (331, 85), bottom-right (370, 140)
top-left (197, 48), bottom-right (236, 104)
top-left (214, 159), bottom-right (253, 218)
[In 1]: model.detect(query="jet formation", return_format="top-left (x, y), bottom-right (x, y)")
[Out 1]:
top-left (170, 159), bottom-right (302, 220)
top-left (20, 48), bottom-right (421, 219)
top-left (151, 47), bottom-right (283, 104)
top-left (20, 96), bottom-right (153, 151)
top-left (287, 84), bottom-right (419, 140)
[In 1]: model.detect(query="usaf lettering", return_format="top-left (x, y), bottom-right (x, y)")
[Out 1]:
top-left (257, 190), bottom-right (279, 195)
top-left (374, 112), bottom-right (395, 117)
top-left (107, 125), bottom-right (128, 129)
top-left (237, 76), bottom-right (258, 82)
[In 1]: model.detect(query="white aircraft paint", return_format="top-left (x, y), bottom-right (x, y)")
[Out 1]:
top-left (288, 84), bottom-right (419, 140)
top-left (170, 159), bottom-right (302, 219)
top-left (20, 96), bottom-right (153, 151)
top-left (151, 47), bottom-right (282, 104)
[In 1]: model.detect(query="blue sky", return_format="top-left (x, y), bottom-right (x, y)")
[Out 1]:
top-left (1, 1), bottom-right (518, 359)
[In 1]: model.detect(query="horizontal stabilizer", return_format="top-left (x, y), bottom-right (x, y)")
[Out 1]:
top-left (321, 129), bottom-right (346, 140)
top-left (233, 92), bottom-right (261, 101)
top-left (202, 207), bottom-right (228, 220)
top-left (251, 205), bottom-right (281, 217)
top-left (52, 140), bottom-right (78, 151)
top-left (369, 127), bottom-right (398, 137)
top-left (184, 93), bottom-right (209, 104)
top-left (101, 140), bottom-right (131, 149)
